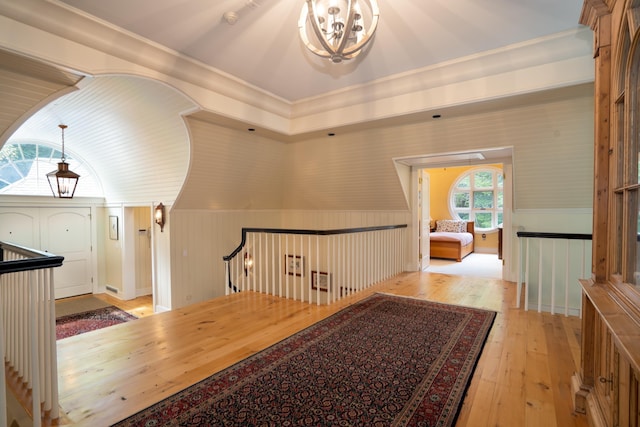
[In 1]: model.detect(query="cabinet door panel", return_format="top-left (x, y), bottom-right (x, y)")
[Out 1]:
top-left (593, 316), bottom-right (614, 426)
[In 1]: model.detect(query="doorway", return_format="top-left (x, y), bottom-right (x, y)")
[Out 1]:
top-left (113, 206), bottom-right (153, 300)
top-left (420, 163), bottom-right (511, 280)
top-left (396, 147), bottom-right (514, 281)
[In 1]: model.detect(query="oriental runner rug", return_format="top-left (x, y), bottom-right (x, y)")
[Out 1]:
top-left (113, 293), bottom-right (495, 426)
top-left (56, 306), bottom-right (137, 340)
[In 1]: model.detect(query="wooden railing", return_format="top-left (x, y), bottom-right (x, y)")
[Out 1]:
top-left (0, 242), bottom-right (64, 427)
top-left (223, 225), bottom-right (407, 305)
top-left (516, 231), bottom-right (592, 316)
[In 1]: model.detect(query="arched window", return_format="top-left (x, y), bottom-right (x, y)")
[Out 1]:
top-left (0, 141), bottom-right (102, 197)
top-left (449, 167), bottom-right (503, 231)
top-left (611, 18), bottom-right (640, 287)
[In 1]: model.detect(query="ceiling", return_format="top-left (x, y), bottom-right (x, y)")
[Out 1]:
top-left (0, 0), bottom-right (591, 202)
top-left (55, 0), bottom-right (586, 102)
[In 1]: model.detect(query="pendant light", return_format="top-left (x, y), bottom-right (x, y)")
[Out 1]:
top-left (298, 0), bottom-right (379, 63)
top-left (46, 124), bottom-right (80, 198)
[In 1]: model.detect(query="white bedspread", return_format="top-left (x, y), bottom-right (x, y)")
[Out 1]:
top-left (429, 232), bottom-right (474, 246)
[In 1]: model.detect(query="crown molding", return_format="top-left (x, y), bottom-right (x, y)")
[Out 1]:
top-left (291, 27), bottom-right (594, 121)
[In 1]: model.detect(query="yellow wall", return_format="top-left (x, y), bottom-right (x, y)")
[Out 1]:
top-left (426, 164), bottom-right (503, 252)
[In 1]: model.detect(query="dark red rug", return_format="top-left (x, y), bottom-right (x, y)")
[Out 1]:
top-left (56, 306), bottom-right (137, 340)
top-left (113, 293), bottom-right (495, 426)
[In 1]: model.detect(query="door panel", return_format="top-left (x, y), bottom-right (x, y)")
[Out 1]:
top-left (0, 209), bottom-right (39, 247)
top-left (40, 208), bottom-right (92, 299)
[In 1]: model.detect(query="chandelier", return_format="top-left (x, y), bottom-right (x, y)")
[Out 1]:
top-left (298, 0), bottom-right (379, 63)
top-left (46, 124), bottom-right (80, 198)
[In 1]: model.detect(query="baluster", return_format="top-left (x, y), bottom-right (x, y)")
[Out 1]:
top-left (278, 234), bottom-right (283, 297)
top-left (517, 236), bottom-right (523, 308)
top-left (525, 238), bottom-right (530, 311)
top-left (537, 239), bottom-right (543, 312)
top-left (316, 235), bottom-right (320, 306)
top-left (286, 236), bottom-right (290, 300)
top-left (565, 240), bottom-right (570, 317)
top-left (551, 240), bottom-right (556, 315)
top-left (0, 272), bottom-right (6, 427)
top-left (270, 233), bottom-right (275, 297)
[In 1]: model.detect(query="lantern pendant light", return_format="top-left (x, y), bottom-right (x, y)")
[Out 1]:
top-left (47, 124), bottom-right (80, 198)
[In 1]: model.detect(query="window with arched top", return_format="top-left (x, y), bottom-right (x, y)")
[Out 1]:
top-left (448, 167), bottom-right (503, 231)
top-left (0, 142), bottom-right (103, 197)
top-left (610, 17), bottom-right (640, 288)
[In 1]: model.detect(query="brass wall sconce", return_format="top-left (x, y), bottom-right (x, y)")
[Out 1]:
top-left (155, 203), bottom-right (165, 232)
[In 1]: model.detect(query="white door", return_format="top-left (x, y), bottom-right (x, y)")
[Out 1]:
top-left (40, 208), bottom-right (92, 299)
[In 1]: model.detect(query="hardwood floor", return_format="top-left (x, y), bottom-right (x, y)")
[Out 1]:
top-left (49, 272), bottom-right (587, 426)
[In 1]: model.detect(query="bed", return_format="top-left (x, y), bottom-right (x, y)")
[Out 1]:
top-left (430, 220), bottom-right (475, 262)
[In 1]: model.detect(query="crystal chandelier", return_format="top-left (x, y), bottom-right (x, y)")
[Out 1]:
top-left (46, 124), bottom-right (80, 198)
top-left (298, 0), bottom-right (379, 63)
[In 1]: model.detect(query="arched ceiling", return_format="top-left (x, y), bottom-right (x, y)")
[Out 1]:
top-left (3, 71), bottom-right (196, 203)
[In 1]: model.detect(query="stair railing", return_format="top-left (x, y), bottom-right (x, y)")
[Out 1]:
top-left (516, 231), bottom-right (592, 316)
top-left (0, 241), bottom-right (64, 427)
top-left (223, 225), bottom-right (407, 305)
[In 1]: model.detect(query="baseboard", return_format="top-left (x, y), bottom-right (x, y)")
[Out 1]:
top-left (571, 373), bottom-right (588, 414)
top-left (155, 304), bottom-right (170, 313)
top-left (474, 247), bottom-right (498, 254)
top-left (525, 302), bottom-right (581, 317)
top-left (136, 287), bottom-right (152, 297)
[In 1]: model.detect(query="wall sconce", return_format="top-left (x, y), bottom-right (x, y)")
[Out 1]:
top-left (155, 203), bottom-right (165, 232)
top-left (244, 252), bottom-right (253, 276)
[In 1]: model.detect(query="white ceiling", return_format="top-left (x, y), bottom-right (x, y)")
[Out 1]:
top-left (56, 0), bottom-right (586, 102)
top-left (0, 0), bottom-right (591, 203)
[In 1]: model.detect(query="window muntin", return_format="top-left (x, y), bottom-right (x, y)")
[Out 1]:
top-left (611, 20), bottom-right (640, 288)
top-left (0, 142), bottom-right (102, 197)
top-left (449, 167), bottom-right (503, 231)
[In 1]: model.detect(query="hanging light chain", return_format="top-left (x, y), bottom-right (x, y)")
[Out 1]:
top-left (59, 124), bottom-right (68, 162)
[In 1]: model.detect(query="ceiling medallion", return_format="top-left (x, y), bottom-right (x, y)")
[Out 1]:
top-left (298, 0), bottom-right (379, 63)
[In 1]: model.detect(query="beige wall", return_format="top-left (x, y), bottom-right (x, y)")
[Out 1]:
top-left (167, 93), bottom-right (593, 308)
top-left (104, 207), bottom-right (123, 292)
top-left (133, 206), bottom-right (152, 296)
top-left (169, 209), bottom-right (410, 308)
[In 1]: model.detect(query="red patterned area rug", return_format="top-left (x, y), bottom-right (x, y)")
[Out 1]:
top-left (113, 293), bottom-right (495, 427)
top-left (56, 306), bottom-right (137, 340)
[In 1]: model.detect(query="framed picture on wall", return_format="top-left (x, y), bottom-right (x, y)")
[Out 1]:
top-left (285, 255), bottom-right (304, 276)
top-left (312, 271), bottom-right (330, 291)
top-left (109, 216), bottom-right (118, 240)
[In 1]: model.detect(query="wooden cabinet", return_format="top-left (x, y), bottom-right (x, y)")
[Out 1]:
top-left (592, 317), bottom-right (615, 426)
top-left (573, 282), bottom-right (640, 427)
top-left (617, 353), bottom-right (640, 427)
top-left (578, 1), bottom-right (640, 426)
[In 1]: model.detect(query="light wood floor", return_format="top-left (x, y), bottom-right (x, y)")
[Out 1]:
top-left (48, 272), bottom-right (587, 426)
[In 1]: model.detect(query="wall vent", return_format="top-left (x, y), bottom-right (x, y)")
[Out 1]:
top-left (106, 285), bottom-right (118, 294)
